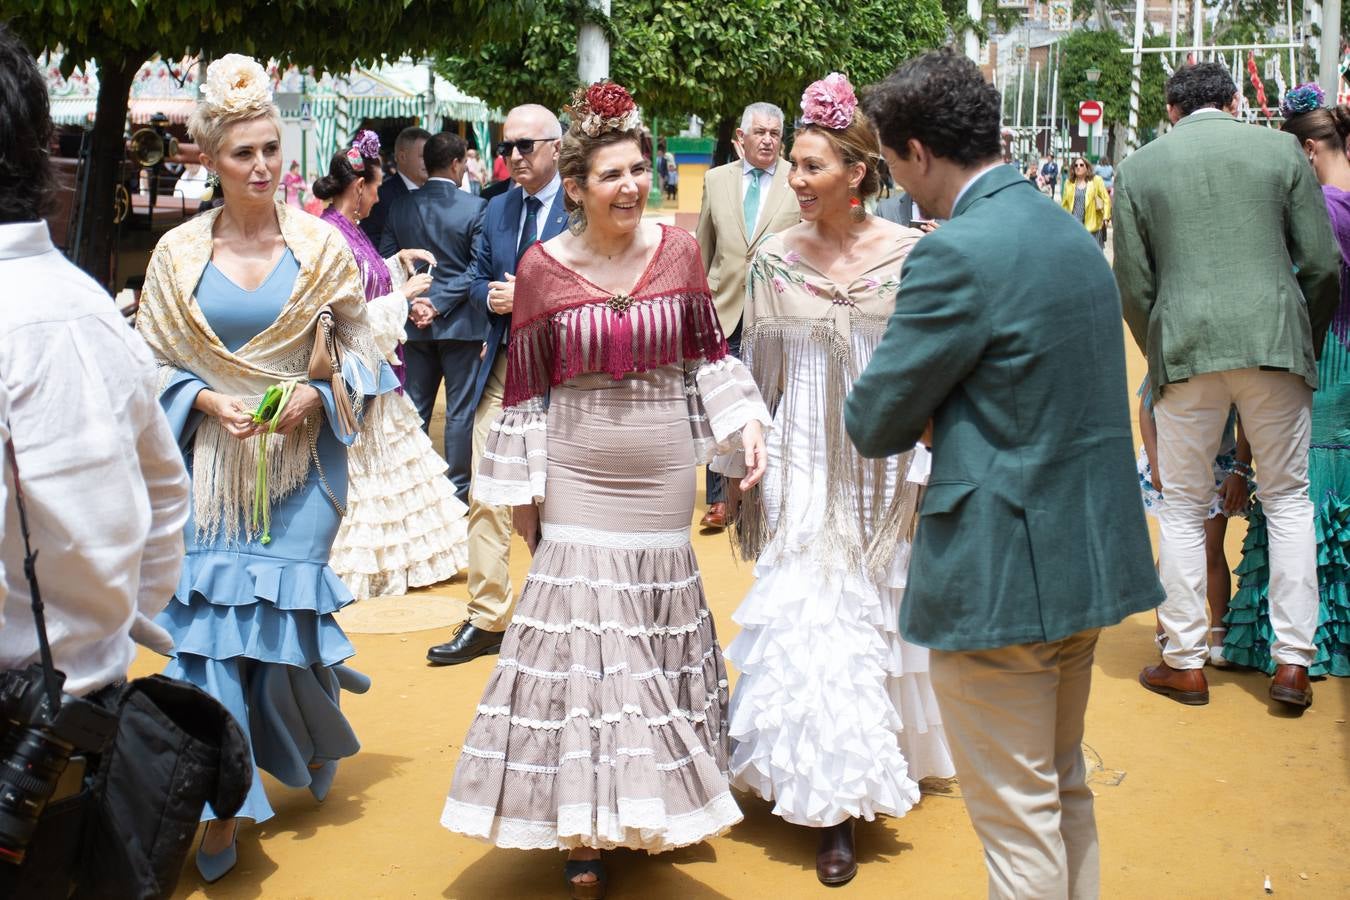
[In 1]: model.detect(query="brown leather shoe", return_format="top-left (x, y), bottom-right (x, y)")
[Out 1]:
top-left (699, 501), bottom-right (727, 530)
top-left (1139, 663), bottom-right (1209, 705)
top-left (816, 819), bottom-right (857, 886)
top-left (1270, 664), bottom-right (1313, 709)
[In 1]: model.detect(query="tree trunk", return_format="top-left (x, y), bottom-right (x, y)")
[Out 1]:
top-left (713, 116), bottom-right (736, 167)
top-left (78, 55), bottom-right (141, 291)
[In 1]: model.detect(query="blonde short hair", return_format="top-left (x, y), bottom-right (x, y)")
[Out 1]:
top-left (188, 103), bottom-right (282, 159)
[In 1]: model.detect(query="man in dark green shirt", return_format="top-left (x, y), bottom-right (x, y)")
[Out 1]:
top-left (854, 49), bottom-right (1161, 899)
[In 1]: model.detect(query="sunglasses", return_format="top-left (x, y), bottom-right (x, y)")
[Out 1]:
top-left (497, 137), bottom-right (559, 158)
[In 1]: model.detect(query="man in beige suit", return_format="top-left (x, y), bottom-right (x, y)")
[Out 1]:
top-left (695, 101), bottom-right (800, 528)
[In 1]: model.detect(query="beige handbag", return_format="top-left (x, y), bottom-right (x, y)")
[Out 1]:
top-left (308, 306), bottom-right (358, 436)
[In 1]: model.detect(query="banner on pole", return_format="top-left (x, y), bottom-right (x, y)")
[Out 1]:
top-left (1048, 2), bottom-right (1072, 31)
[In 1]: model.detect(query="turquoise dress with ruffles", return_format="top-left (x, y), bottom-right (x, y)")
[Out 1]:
top-left (156, 250), bottom-right (398, 822)
top-left (1223, 185), bottom-right (1350, 677)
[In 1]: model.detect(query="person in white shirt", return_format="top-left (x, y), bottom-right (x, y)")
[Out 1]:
top-left (0, 29), bottom-right (191, 699)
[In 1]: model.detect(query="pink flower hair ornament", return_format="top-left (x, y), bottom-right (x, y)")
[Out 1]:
top-left (351, 129), bottom-right (382, 160)
top-left (800, 72), bottom-right (858, 130)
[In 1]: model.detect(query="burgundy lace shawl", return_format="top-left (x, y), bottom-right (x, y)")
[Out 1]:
top-left (504, 225), bottom-right (728, 407)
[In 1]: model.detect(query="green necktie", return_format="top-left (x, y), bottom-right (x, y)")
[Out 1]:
top-left (744, 167), bottom-right (765, 233)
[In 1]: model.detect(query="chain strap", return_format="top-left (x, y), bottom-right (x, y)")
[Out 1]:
top-left (305, 417), bottom-right (347, 517)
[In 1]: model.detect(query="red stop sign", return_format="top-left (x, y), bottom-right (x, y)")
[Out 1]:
top-left (1079, 100), bottom-right (1103, 125)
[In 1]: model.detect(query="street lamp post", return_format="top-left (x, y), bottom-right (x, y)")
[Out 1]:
top-left (1085, 66), bottom-right (1102, 162)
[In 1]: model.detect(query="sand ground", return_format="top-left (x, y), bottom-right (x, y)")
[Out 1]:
top-left (145, 322), bottom-right (1350, 900)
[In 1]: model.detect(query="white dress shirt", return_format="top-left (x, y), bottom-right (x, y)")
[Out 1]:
top-left (0, 222), bottom-right (190, 695)
top-left (740, 160), bottom-right (777, 228)
top-left (399, 171), bottom-right (421, 193)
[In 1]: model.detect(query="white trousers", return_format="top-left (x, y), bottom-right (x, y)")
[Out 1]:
top-left (1154, 369), bottom-right (1317, 669)
top-left (930, 630), bottom-right (1101, 900)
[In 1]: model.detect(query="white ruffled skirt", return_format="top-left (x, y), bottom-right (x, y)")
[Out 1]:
top-left (725, 427), bottom-right (954, 827)
top-left (330, 390), bottom-right (469, 599)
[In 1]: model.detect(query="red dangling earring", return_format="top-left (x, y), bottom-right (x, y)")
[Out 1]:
top-left (849, 194), bottom-right (866, 222)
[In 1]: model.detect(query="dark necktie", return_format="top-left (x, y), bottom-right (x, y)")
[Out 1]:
top-left (516, 196), bottom-right (543, 263)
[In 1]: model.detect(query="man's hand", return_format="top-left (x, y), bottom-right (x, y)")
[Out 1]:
top-left (410, 299), bottom-right (436, 329)
top-left (488, 273), bottom-right (516, 315)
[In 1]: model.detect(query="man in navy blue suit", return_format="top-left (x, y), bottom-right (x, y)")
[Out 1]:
top-left (360, 125), bottom-right (429, 248)
top-left (379, 132), bottom-right (486, 509)
top-left (427, 104), bottom-right (567, 666)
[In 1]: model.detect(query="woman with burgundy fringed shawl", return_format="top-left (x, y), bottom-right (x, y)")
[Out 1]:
top-left (439, 81), bottom-right (771, 899)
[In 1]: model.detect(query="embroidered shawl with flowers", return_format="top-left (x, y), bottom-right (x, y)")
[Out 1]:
top-left (503, 225), bottom-right (728, 408)
top-left (137, 201), bottom-right (384, 542)
top-left (734, 230), bottom-right (924, 576)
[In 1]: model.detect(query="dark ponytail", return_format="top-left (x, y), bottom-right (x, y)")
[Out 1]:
top-left (311, 149), bottom-right (379, 201)
top-left (1282, 104), bottom-right (1350, 154)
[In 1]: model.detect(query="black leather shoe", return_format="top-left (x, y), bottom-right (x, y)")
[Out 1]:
top-left (427, 622), bottom-right (504, 666)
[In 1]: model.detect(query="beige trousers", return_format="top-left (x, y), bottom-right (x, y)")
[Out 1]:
top-left (467, 353), bottom-right (514, 631)
top-left (930, 629), bottom-right (1101, 900)
top-left (1154, 368), bottom-right (1316, 669)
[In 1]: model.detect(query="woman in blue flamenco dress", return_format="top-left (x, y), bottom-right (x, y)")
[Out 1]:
top-left (135, 55), bottom-right (397, 883)
top-left (1224, 91), bottom-right (1350, 680)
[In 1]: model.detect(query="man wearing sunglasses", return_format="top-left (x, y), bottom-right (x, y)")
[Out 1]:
top-left (426, 104), bottom-right (568, 667)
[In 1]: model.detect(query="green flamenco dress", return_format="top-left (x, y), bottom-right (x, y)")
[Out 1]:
top-left (1224, 303), bottom-right (1350, 677)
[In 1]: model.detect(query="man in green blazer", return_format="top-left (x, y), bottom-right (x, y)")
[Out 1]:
top-left (853, 49), bottom-right (1162, 899)
top-left (1113, 62), bottom-right (1339, 710)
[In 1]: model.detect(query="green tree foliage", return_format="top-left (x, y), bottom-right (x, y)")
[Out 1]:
top-left (1, 0), bottom-right (534, 286)
top-left (1056, 27), bottom-right (1168, 131)
top-left (438, 0), bottom-right (948, 127)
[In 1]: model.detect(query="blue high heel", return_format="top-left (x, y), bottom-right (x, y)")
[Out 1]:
top-left (308, 760), bottom-right (338, 802)
top-left (195, 820), bottom-right (238, 883)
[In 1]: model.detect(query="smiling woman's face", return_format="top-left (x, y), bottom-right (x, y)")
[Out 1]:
top-left (567, 139), bottom-right (651, 236)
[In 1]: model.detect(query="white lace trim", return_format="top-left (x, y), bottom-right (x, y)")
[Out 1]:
top-left (525, 571), bottom-right (701, 592)
top-left (490, 416), bottom-right (547, 436)
top-left (708, 397), bottom-right (772, 445)
top-left (441, 792), bottom-right (744, 852)
top-left (541, 523), bottom-right (688, 549)
top-left (462, 745), bottom-right (709, 776)
top-left (512, 609), bottom-right (709, 638)
top-left (695, 356), bottom-right (740, 376)
top-left (699, 377), bottom-right (738, 404)
top-left (474, 694), bottom-right (721, 730)
top-left (472, 472), bottom-right (545, 506)
top-left (495, 647), bottom-right (719, 682)
top-left (482, 448), bottom-right (549, 465)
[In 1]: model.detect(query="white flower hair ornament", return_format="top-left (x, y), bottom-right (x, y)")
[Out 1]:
top-left (201, 54), bottom-right (273, 114)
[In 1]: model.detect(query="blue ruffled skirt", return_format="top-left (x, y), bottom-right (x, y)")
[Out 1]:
top-left (158, 434), bottom-right (368, 824)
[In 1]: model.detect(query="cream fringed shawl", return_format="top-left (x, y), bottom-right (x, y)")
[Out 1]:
top-left (137, 201), bottom-right (384, 542)
top-left (735, 229), bottom-right (925, 578)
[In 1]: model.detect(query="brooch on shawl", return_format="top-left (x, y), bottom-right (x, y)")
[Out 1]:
top-left (607, 293), bottom-right (634, 315)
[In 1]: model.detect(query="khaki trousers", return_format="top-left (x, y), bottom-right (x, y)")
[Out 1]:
top-left (930, 629), bottom-right (1101, 900)
top-left (467, 353), bottom-right (514, 631)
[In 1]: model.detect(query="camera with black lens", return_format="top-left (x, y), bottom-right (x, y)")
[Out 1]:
top-left (0, 662), bottom-right (118, 866)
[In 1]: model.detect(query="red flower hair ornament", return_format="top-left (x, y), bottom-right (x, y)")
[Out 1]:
top-left (568, 79), bottom-right (642, 137)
